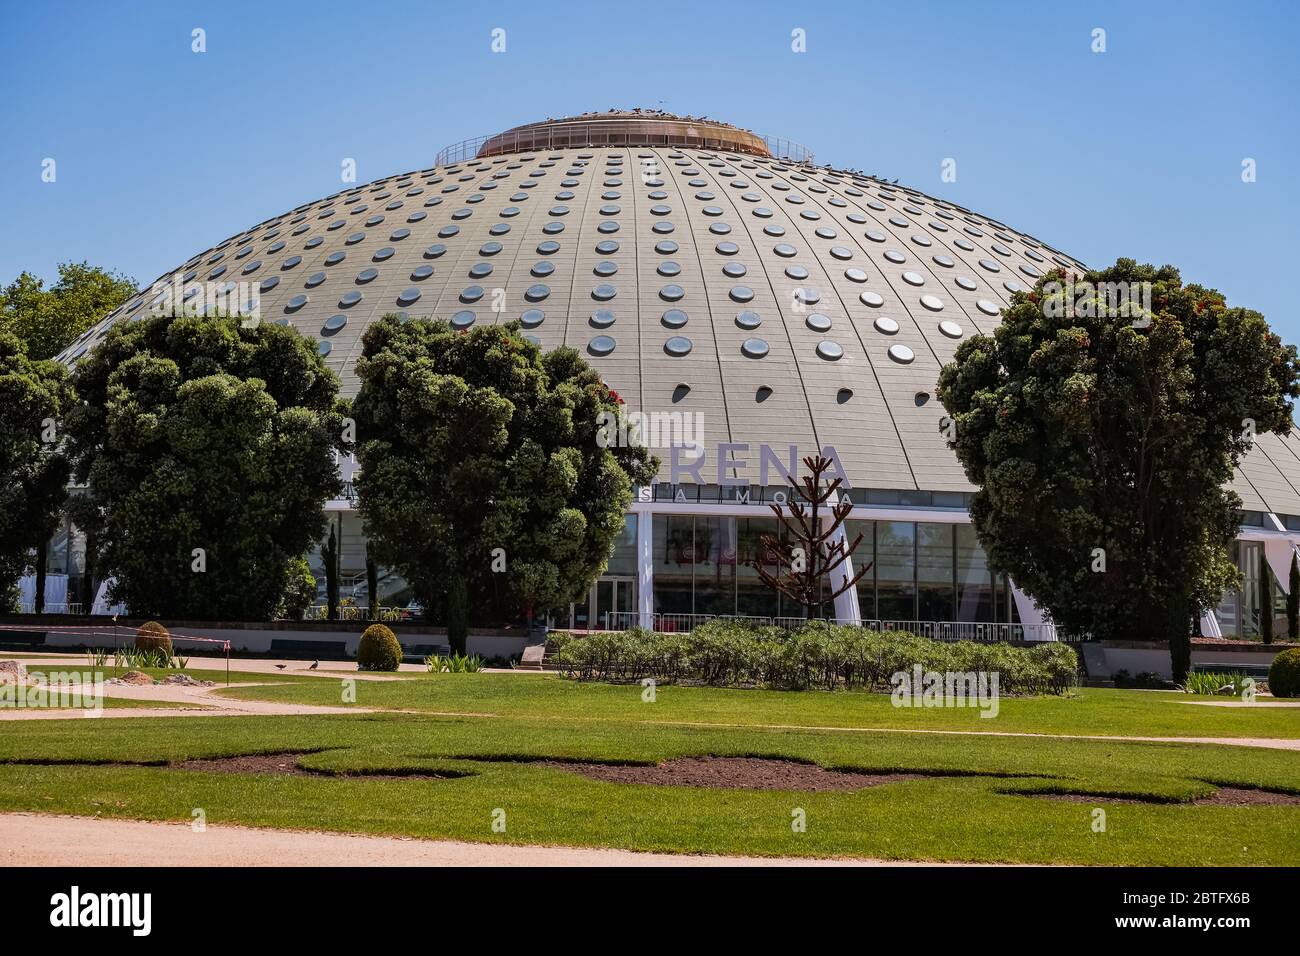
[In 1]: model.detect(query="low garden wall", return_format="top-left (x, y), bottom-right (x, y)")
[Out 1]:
top-left (1100, 638), bottom-right (1300, 680)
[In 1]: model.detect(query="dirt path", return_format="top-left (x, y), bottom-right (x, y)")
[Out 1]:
top-left (0, 812), bottom-right (928, 867)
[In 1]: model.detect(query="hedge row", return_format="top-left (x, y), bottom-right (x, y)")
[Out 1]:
top-left (552, 620), bottom-right (1079, 695)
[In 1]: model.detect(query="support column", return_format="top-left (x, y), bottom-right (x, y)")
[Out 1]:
top-left (827, 519), bottom-right (862, 626)
top-left (637, 510), bottom-right (654, 629)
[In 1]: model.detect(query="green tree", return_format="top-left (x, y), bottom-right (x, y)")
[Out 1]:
top-left (63, 313), bottom-right (349, 619)
top-left (0, 262), bottom-right (136, 360)
top-left (351, 316), bottom-right (656, 653)
top-left (937, 259), bottom-right (1298, 681)
top-left (0, 330), bottom-right (76, 610)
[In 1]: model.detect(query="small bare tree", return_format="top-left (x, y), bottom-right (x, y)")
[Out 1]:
top-left (750, 455), bottom-right (872, 617)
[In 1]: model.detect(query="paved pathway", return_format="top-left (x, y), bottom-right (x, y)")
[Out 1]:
top-left (0, 812), bottom-right (931, 867)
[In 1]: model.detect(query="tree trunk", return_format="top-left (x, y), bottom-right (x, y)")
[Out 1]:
top-left (84, 528), bottom-right (98, 614)
top-left (34, 538), bottom-right (48, 614)
top-left (324, 526), bottom-right (339, 622)
top-left (366, 551), bottom-right (378, 621)
top-left (447, 571), bottom-right (468, 655)
top-left (1288, 552), bottom-right (1299, 640)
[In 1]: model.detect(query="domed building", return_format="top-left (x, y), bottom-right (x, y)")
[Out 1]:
top-left (56, 110), bottom-right (1300, 639)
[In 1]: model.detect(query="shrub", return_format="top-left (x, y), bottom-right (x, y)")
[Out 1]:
top-left (1268, 647), bottom-right (1300, 698)
top-left (135, 621), bottom-right (172, 655)
top-left (357, 623), bottom-right (402, 671)
top-left (556, 621), bottom-right (1078, 695)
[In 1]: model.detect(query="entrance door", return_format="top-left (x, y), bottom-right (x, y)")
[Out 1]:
top-left (593, 576), bottom-right (636, 630)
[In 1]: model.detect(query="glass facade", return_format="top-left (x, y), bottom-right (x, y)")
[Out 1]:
top-left (651, 514), bottom-right (1021, 623)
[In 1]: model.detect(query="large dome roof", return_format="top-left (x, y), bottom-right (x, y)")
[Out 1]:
top-left (58, 112), bottom-right (1300, 513)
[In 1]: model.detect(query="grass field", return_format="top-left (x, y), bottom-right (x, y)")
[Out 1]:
top-left (2, 670), bottom-right (1299, 863)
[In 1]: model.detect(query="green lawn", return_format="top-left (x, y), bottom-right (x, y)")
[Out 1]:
top-left (1, 679), bottom-right (1299, 863)
top-left (215, 671), bottom-right (1300, 739)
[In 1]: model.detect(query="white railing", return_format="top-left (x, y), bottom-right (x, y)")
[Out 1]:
top-left (435, 124), bottom-right (814, 167)
top-left (15, 602), bottom-right (83, 615)
top-left (579, 612), bottom-right (1061, 642)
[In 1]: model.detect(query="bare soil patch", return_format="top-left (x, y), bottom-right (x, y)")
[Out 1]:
top-left (1022, 786), bottom-right (1300, 807)
top-left (172, 751), bottom-right (467, 780)
top-left (537, 755), bottom-right (935, 792)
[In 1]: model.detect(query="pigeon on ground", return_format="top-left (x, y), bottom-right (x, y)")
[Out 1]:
top-left (274, 664), bottom-right (287, 670)
top-left (309, 660), bottom-right (319, 670)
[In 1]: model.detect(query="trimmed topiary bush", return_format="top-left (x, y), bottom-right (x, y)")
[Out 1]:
top-left (1268, 647), bottom-right (1300, 698)
top-left (135, 621), bottom-right (172, 655)
top-left (357, 623), bottom-right (402, 672)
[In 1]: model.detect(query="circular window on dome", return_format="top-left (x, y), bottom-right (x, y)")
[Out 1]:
top-left (596, 240), bottom-right (619, 255)
top-left (920, 294), bottom-right (946, 312)
top-left (709, 223), bottom-right (732, 235)
top-left (1019, 264), bottom-right (1042, 278)
top-left (521, 309), bottom-right (545, 328)
top-left (525, 284), bottom-right (551, 302)
top-left (259, 276), bottom-right (279, 292)
top-left (372, 247), bottom-right (395, 261)
top-left (795, 287), bottom-right (821, 305)
top-left (599, 221), bottom-right (621, 234)
top-left (723, 262), bottom-right (747, 279)
top-left (901, 271), bottom-right (925, 286)
top-left (763, 224), bottom-right (785, 236)
top-left (322, 314), bottom-right (347, 335)
top-left (729, 286), bottom-right (755, 303)
top-left (860, 291), bottom-right (885, 308)
top-left (318, 340), bottom-right (332, 357)
top-left (397, 288), bottom-right (422, 306)
top-left (592, 284), bottom-right (618, 301)
top-left (281, 255), bottom-right (302, 271)
top-left (588, 335), bottom-right (616, 356)
top-left (816, 340), bottom-right (844, 361)
top-left (461, 286), bottom-right (484, 303)
top-left (425, 244), bottom-right (447, 258)
top-left (657, 260), bottom-right (682, 277)
top-left (650, 204), bottom-right (671, 216)
top-left (884, 250), bottom-right (907, 265)
top-left (356, 268), bottom-right (379, 283)
top-left (594, 261), bottom-right (618, 277)
top-left (844, 268), bottom-right (868, 283)
top-left (955, 276), bottom-right (978, 291)
top-left (979, 258), bottom-right (1001, 273)
top-left (242, 260), bottom-right (262, 275)
top-left (339, 291), bottom-right (362, 307)
top-left (531, 261), bottom-right (555, 278)
top-left (888, 344), bottom-right (915, 364)
top-left (954, 238), bottom-right (976, 252)
top-left (548, 205), bottom-right (569, 217)
top-left (651, 221), bottom-right (674, 234)
top-left (209, 265), bottom-right (227, 280)
top-left (480, 241), bottom-right (503, 256)
top-left (655, 240), bottom-right (679, 255)
top-left (659, 284), bottom-right (685, 302)
top-left (932, 254), bottom-right (955, 268)
top-left (664, 336), bottom-right (693, 357)
top-left (977, 299), bottom-right (1001, 316)
top-left (785, 265), bottom-right (810, 280)
top-left (305, 271), bottom-right (326, 288)
top-left (874, 316), bottom-right (900, 335)
top-left (469, 263), bottom-right (493, 279)
top-left (735, 310), bottom-right (762, 330)
top-left (805, 313), bottom-right (832, 333)
top-left (537, 240), bottom-right (560, 255)
top-left (938, 320), bottom-right (963, 338)
top-left (741, 338), bottom-right (770, 359)
top-left (661, 309), bottom-right (688, 329)
top-left (452, 310), bottom-right (476, 329)
top-left (773, 243), bottom-right (797, 258)
top-left (411, 264), bottom-right (433, 280)
top-left (590, 309), bottom-right (616, 328)
top-left (830, 246), bottom-right (854, 260)
top-left (286, 294), bottom-right (308, 312)
top-left (543, 222), bottom-right (565, 235)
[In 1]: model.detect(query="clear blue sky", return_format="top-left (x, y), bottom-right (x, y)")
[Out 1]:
top-left (3, 0), bottom-right (1297, 338)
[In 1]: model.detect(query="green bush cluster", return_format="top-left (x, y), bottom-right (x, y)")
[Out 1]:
top-left (357, 623), bottom-right (402, 672)
top-left (554, 620), bottom-right (1079, 695)
top-left (1268, 647), bottom-right (1300, 698)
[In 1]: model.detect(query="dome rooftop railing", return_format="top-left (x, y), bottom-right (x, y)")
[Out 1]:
top-left (435, 120), bottom-right (813, 167)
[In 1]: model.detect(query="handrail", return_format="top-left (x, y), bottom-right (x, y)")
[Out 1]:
top-left (435, 124), bottom-right (814, 167)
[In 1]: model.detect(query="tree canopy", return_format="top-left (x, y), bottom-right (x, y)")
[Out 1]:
top-left (937, 259), bottom-right (1298, 677)
top-left (351, 316), bottom-right (657, 651)
top-left (0, 261), bottom-right (136, 360)
top-left (63, 313), bottom-right (349, 619)
top-left (0, 330), bottom-right (76, 609)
